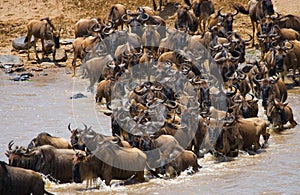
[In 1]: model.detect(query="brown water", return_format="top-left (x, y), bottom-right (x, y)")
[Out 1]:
top-left (1, 67), bottom-right (299, 194)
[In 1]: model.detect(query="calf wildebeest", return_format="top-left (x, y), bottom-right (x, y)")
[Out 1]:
top-left (24, 17), bottom-right (60, 61)
top-left (6, 143), bottom-right (75, 183)
top-left (233, 0), bottom-right (275, 46)
top-left (267, 98), bottom-right (297, 130)
top-left (0, 161), bottom-right (53, 195)
top-left (74, 18), bottom-right (102, 38)
top-left (72, 139), bottom-right (148, 186)
top-left (28, 132), bottom-right (72, 149)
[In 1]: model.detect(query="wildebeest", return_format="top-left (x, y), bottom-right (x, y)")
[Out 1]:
top-left (74, 18), bottom-right (102, 38)
top-left (191, 0), bottom-right (215, 32)
top-left (267, 98), bottom-right (297, 130)
top-left (107, 4), bottom-right (127, 30)
top-left (159, 144), bottom-right (201, 178)
top-left (175, 6), bottom-right (199, 33)
top-left (208, 7), bottom-right (239, 34)
top-left (72, 139), bottom-right (148, 186)
top-left (95, 77), bottom-right (115, 103)
top-left (24, 17), bottom-right (60, 61)
top-left (27, 132), bottom-right (72, 149)
top-left (214, 115), bottom-right (243, 158)
top-left (236, 116), bottom-right (270, 153)
top-left (6, 143), bottom-right (75, 183)
top-left (273, 14), bottom-right (300, 33)
top-left (259, 76), bottom-right (287, 109)
top-left (0, 161), bottom-right (53, 195)
top-left (233, 0), bottom-right (275, 46)
top-left (85, 54), bottom-right (115, 92)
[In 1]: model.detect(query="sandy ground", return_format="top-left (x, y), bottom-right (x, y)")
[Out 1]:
top-left (0, 0), bottom-right (299, 70)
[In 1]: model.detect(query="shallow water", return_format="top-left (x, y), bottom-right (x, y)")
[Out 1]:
top-left (0, 68), bottom-right (299, 194)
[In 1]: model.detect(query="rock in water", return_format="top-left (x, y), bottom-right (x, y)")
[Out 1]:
top-left (12, 35), bottom-right (34, 50)
top-left (0, 55), bottom-right (23, 68)
top-left (70, 93), bottom-right (87, 99)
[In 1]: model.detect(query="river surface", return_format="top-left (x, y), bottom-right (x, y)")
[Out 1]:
top-left (0, 65), bottom-right (300, 194)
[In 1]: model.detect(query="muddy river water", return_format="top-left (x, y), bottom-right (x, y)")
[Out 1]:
top-left (0, 65), bottom-right (300, 194)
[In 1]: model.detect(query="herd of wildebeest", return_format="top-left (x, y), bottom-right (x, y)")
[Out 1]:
top-left (2, 0), bottom-right (300, 194)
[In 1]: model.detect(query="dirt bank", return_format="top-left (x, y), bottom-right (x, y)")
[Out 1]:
top-left (0, 0), bottom-right (299, 70)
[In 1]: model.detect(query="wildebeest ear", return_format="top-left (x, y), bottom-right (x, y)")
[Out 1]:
top-left (283, 101), bottom-right (289, 106)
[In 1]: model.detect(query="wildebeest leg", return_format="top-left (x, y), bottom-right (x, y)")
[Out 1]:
top-left (71, 56), bottom-right (77, 77)
top-left (158, 0), bottom-right (162, 11)
top-left (41, 38), bottom-right (45, 60)
top-left (33, 39), bottom-right (40, 61)
top-left (251, 20), bottom-right (256, 47)
top-left (26, 33), bottom-right (33, 60)
top-left (262, 131), bottom-right (270, 148)
top-left (102, 165), bottom-right (113, 186)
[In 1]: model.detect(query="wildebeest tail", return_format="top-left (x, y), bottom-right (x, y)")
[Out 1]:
top-left (232, 3), bottom-right (249, 15)
top-left (152, 0), bottom-right (157, 11)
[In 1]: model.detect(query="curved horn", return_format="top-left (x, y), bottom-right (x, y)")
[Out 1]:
top-left (253, 74), bottom-right (262, 84)
top-left (226, 85), bottom-right (237, 96)
top-left (106, 101), bottom-right (112, 110)
top-left (164, 100), bottom-right (178, 109)
top-left (283, 40), bottom-right (294, 51)
top-left (140, 13), bottom-right (150, 21)
top-left (231, 8), bottom-right (239, 16)
top-left (68, 123), bottom-right (72, 132)
top-left (134, 85), bottom-right (146, 95)
top-left (247, 93), bottom-right (255, 101)
top-left (217, 7), bottom-right (225, 17)
top-left (243, 33), bottom-right (253, 43)
top-left (8, 140), bottom-right (14, 151)
top-left (121, 14), bottom-right (130, 22)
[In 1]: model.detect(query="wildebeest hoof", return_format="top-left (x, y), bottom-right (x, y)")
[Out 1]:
top-left (70, 93), bottom-right (87, 99)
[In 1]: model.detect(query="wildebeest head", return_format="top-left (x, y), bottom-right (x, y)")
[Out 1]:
top-left (218, 9), bottom-right (239, 33)
top-left (68, 124), bottom-right (86, 151)
top-left (139, 133), bottom-right (155, 151)
top-left (6, 141), bottom-right (38, 168)
top-left (267, 98), bottom-right (289, 128)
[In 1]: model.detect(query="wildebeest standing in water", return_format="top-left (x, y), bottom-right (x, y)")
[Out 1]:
top-left (0, 161), bottom-right (53, 195)
top-left (72, 139), bottom-right (148, 186)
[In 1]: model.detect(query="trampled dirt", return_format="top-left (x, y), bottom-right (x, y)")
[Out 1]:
top-left (0, 0), bottom-right (298, 69)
